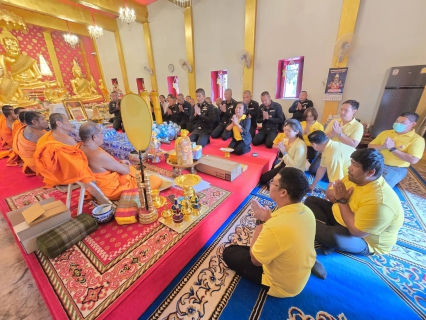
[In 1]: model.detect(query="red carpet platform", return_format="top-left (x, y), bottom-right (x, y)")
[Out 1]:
top-left (0, 138), bottom-right (276, 319)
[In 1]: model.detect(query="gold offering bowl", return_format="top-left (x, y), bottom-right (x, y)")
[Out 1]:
top-left (174, 174), bottom-right (201, 200)
top-left (151, 189), bottom-right (167, 208)
top-left (161, 209), bottom-right (173, 224)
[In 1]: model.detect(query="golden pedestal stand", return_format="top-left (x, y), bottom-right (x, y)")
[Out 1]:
top-left (166, 159), bottom-right (199, 178)
top-left (220, 148), bottom-right (234, 158)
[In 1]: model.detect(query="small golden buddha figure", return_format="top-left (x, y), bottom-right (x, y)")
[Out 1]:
top-left (70, 60), bottom-right (102, 103)
top-left (43, 81), bottom-right (69, 103)
top-left (0, 29), bottom-right (46, 90)
top-left (99, 79), bottom-right (110, 102)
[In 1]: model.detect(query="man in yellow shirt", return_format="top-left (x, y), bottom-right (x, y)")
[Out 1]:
top-left (310, 100), bottom-right (364, 175)
top-left (324, 100), bottom-right (364, 148)
top-left (305, 149), bottom-right (403, 264)
top-left (369, 112), bottom-right (425, 188)
top-left (308, 130), bottom-right (355, 191)
top-left (223, 167), bottom-right (317, 297)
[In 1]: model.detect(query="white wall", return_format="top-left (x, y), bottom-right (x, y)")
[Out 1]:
top-left (95, 30), bottom-right (125, 93)
top-left (148, 0), bottom-right (188, 95)
top-left (193, 0), bottom-right (246, 100)
top-left (343, 0), bottom-right (426, 123)
top-left (253, 0), bottom-right (343, 119)
top-left (118, 20), bottom-right (152, 93)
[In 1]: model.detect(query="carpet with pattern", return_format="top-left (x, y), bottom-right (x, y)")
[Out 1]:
top-left (142, 170), bottom-right (426, 320)
top-left (3, 166), bottom-right (231, 320)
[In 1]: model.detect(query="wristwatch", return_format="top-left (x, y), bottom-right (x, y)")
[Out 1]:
top-left (255, 219), bottom-right (264, 225)
top-left (336, 198), bottom-right (348, 204)
top-left (338, 133), bottom-right (343, 137)
top-left (389, 147), bottom-right (397, 152)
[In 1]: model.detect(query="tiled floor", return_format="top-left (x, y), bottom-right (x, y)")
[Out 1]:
top-left (0, 216), bottom-right (51, 320)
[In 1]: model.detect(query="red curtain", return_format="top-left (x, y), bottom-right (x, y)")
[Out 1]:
top-left (167, 76), bottom-right (179, 97)
top-left (136, 78), bottom-right (145, 93)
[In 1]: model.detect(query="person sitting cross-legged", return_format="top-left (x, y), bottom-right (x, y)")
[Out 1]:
top-left (14, 111), bottom-right (48, 175)
top-left (223, 167), bottom-right (317, 298)
top-left (260, 119), bottom-right (307, 185)
top-left (252, 91), bottom-right (285, 148)
top-left (307, 130), bottom-right (355, 192)
top-left (304, 149), bottom-right (404, 269)
top-left (78, 122), bottom-right (137, 200)
top-left (224, 101), bottom-right (252, 155)
top-left (368, 112), bottom-right (425, 188)
top-left (300, 107), bottom-right (324, 174)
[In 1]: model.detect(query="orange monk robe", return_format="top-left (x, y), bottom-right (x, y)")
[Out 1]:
top-left (6, 120), bottom-right (23, 166)
top-left (77, 144), bottom-right (137, 200)
top-left (0, 116), bottom-right (15, 160)
top-left (13, 126), bottom-right (43, 175)
top-left (34, 135), bottom-right (95, 188)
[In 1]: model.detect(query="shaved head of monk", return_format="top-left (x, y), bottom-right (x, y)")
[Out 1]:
top-left (49, 113), bottom-right (73, 132)
top-left (2, 105), bottom-right (15, 119)
top-left (46, 113), bottom-right (76, 146)
top-left (79, 121), bottom-right (103, 146)
top-left (25, 112), bottom-right (48, 130)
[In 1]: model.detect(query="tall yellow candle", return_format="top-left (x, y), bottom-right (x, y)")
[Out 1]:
top-left (151, 91), bottom-right (163, 124)
top-left (140, 91), bottom-right (151, 110)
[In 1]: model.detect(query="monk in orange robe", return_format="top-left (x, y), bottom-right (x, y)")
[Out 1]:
top-left (78, 122), bottom-right (137, 200)
top-left (34, 113), bottom-right (94, 188)
top-left (0, 105), bottom-right (18, 161)
top-left (13, 111), bottom-right (48, 175)
top-left (6, 107), bottom-right (26, 166)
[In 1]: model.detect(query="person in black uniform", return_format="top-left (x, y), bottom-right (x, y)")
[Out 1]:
top-left (288, 91), bottom-right (313, 121)
top-left (165, 96), bottom-right (179, 124)
top-left (189, 88), bottom-right (216, 147)
top-left (224, 102), bottom-right (252, 155)
top-left (175, 93), bottom-right (193, 130)
top-left (108, 91), bottom-right (123, 131)
top-left (243, 90), bottom-right (260, 139)
top-left (211, 89), bottom-right (237, 140)
top-left (253, 91), bottom-right (285, 148)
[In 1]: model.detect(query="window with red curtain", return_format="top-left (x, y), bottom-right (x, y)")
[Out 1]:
top-left (167, 76), bottom-right (179, 97)
top-left (136, 78), bottom-right (145, 93)
top-left (211, 70), bottom-right (228, 101)
top-left (275, 56), bottom-right (304, 99)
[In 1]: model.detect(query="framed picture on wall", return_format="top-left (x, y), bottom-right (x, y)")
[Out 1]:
top-left (63, 99), bottom-right (88, 122)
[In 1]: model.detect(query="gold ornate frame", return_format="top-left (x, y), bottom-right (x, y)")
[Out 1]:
top-left (63, 99), bottom-right (87, 121)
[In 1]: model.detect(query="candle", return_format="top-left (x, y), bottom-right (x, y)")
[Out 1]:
top-left (151, 91), bottom-right (163, 124)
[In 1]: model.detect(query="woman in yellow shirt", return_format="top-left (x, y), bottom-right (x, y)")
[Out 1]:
top-left (260, 119), bottom-right (307, 185)
top-left (225, 102), bottom-right (252, 155)
top-left (301, 108), bottom-right (324, 174)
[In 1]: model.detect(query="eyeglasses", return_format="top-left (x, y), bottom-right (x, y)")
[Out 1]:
top-left (269, 179), bottom-right (281, 188)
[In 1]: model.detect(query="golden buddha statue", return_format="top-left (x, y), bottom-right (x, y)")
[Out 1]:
top-left (0, 56), bottom-right (38, 107)
top-left (0, 29), bottom-right (46, 90)
top-left (70, 60), bottom-right (102, 103)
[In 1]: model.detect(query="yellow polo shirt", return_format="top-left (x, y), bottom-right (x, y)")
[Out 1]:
top-left (232, 115), bottom-right (246, 141)
top-left (332, 176), bottom-right (404, 255)
top-left (320, 140), bottom-right (355, 182)
top-left (324, 118), bottom-right (364, 143)
top-left (370, 129), bottom-right (425, 167)
top-left (281, 138), bottom-right (307, 171)
top-left (252, 203), bottom-right (316, 297)
top-left (273, 132), bottom-right (286, 145)
top-left (301, 121), bottom-right (324, 146)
